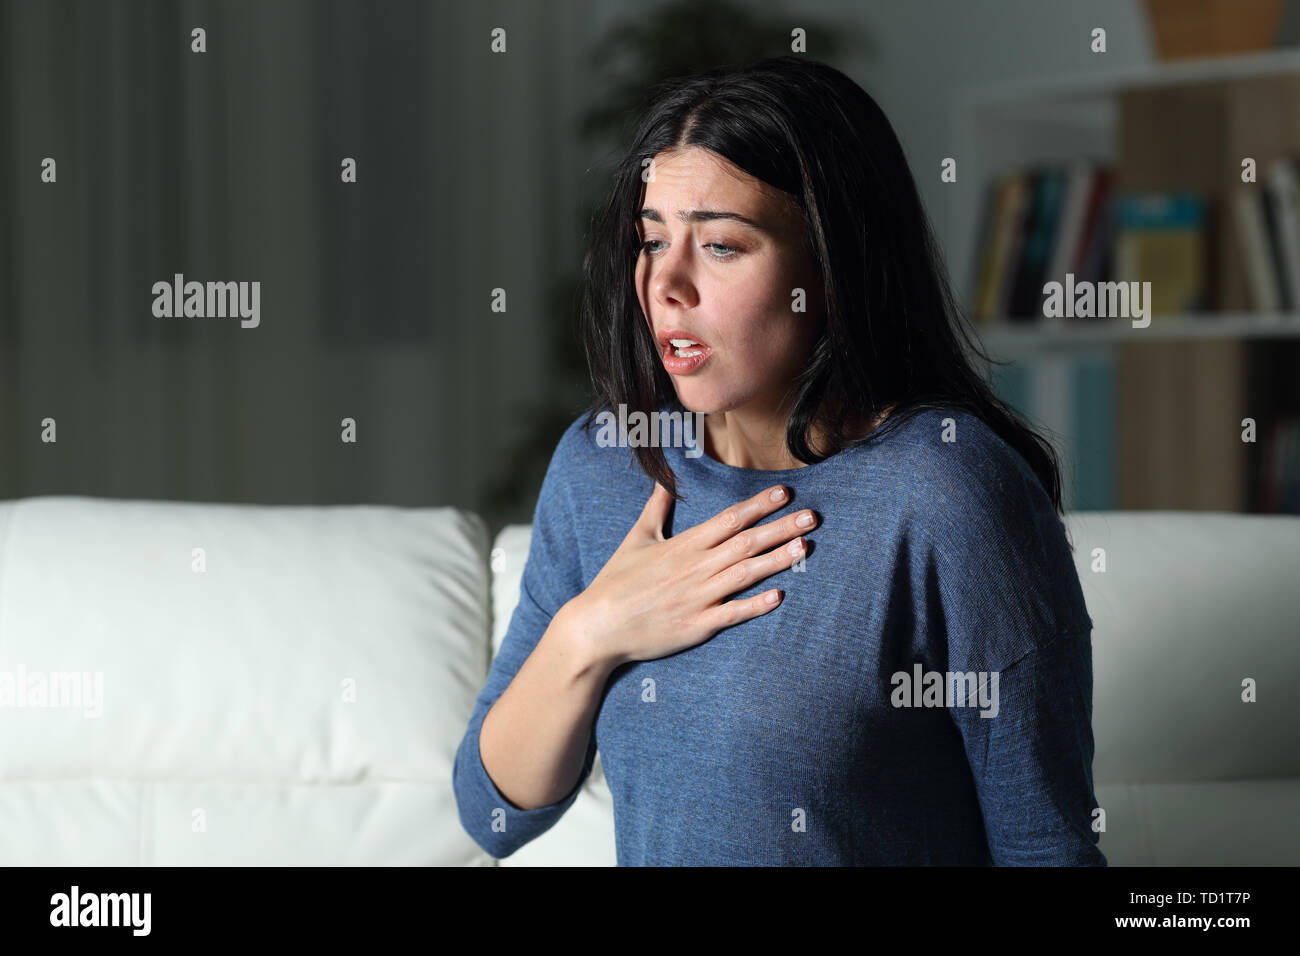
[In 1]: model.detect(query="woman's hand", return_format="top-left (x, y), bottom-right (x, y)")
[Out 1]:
top-left (557, 483), bottom-right (817, 667)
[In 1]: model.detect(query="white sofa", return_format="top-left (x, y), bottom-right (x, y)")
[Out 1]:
top-left (0, 496), bottom-right (1296, 866)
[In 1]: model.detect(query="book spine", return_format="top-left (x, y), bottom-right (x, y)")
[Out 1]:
top-left (1232, 186), bottom-right (1281, 313)
top-left (1260, 178), bottom-right (1293, 311)
top-left (1268, 157), bottom-right (1300, 316)
top-left (999, 170), bottom-right (1038, 320)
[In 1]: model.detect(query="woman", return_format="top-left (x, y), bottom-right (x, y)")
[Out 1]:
top-left (453, 56), bottom-right (1105, 866)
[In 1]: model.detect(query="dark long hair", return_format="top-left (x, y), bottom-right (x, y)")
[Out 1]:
top-left (578, 55), bottom-right (1066, 517)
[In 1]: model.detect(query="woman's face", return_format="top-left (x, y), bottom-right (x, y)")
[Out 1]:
top-left (634, 146), bottom-right (824, 417)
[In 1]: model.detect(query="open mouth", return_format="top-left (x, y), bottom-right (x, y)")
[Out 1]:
top-left (667, 337), bottom-right (708, 357)
top-left (658, 333), bottom-right (714, 375)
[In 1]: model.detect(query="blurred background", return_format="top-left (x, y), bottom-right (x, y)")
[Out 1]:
top-left (3, 0), bottom-right (1300, 537)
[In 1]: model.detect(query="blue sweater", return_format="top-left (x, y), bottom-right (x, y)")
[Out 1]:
top-left (453, 406), bottom-right (1106, 866)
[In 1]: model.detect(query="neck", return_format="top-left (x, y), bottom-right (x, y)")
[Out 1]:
top-left (702, 400), bottom-right (896, 471)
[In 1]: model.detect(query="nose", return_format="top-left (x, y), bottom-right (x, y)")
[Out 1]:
top-left (646, 242), bottom-right (700, 311)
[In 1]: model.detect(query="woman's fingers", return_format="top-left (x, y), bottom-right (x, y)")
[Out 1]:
top-left (698, 587), bottom-right (785, 637)
top-left (695, 506), bottom-right (818, 579)
top-left (701, 531), bottom-right (808, 606)
top-left (582, 483), bottom-right (809, 664)
top-left (689, 484), bottom-right (792, 550)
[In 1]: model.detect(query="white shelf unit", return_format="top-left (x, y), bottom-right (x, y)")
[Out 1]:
top-left (948, 49), bottom-right (1300, 513)
top-left (949, 47), bottom-right (1300, 359)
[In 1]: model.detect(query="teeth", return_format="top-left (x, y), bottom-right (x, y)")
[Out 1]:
top-left (673, 348), bottom-right (704, 357)
top-left (668, 338), bottom-right (700, 347)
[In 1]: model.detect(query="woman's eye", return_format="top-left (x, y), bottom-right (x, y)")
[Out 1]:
top-left (638, 240), bottom-right (737, 259)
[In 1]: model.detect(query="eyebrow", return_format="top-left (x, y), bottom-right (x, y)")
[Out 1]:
top-left (639, 207), bottom-right (766, 231)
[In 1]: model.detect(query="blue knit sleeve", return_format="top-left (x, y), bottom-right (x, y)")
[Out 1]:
top-left (913, 411), bottom-right (1103, 865)
top-left (452, 417), bottom-right (599, 859)
top-left (947, 629), bottom-right (1107, 866)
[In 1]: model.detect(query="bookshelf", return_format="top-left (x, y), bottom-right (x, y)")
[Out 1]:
top-left (951, 49), bottom-right (1300, 515)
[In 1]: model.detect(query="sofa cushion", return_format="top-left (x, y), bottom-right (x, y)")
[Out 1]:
top-left (0, 495), bottom-right (492, 865)
top-left (1067, 511), bottom-right (1300, 785)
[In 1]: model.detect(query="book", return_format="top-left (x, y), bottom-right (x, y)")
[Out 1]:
top-left (1232, 186), bottom-right (1282, 312)
top-left (1076, 174), bottom-right (1116, 289)
top-left (1113, 192), bottom-right (1208, 318)
top-left (1009, 167), bottom-right (1067, 319)
top-left (1263, 418), bottom-right (1287, 512)
top-left (970, 164), bottom-right (1123, 325)
top-left (996, 170), bottom-right (1036, 320)
top-left (1266, 156), bottom-right (1300, 315)
top-left (968, 175), bottom-right (1005, 324)
top-left (975, 173), bottom-right (1031, 323)
top-left (1044, 162), bottom-right (1099, 311)
top-left (1284, 418), bottom-right (1294, 515)
top-left (1270, 417), bottom-right (1298, 513)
